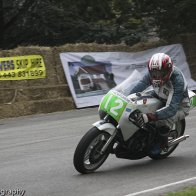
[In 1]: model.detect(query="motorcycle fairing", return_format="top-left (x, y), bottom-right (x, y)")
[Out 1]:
top-left (99, 90), bottom-right (129, 122)
top-left (93, 120), bottom-right (116, 135)
top-left (189, 90), bottom-right (196, 108)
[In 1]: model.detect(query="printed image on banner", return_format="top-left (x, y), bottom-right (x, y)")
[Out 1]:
top-left (0, 55), bottom-right (46, 80)
top-left (68, 55), bottom-right (116, 98)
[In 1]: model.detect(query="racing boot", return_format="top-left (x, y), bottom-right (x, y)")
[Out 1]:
top-left (150, 144), bottom-right (162, 155)
top-left (158, 126), bottom-right (170, 152)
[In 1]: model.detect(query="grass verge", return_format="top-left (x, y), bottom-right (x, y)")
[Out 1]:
top-left (165, 187), bottom-right (196, 196)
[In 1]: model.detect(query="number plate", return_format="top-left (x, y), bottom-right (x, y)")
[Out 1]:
top-left (99, 91), bottom-right (128, 122)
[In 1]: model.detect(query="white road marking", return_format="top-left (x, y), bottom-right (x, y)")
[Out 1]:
top-left (124, 176), bottom-right (196, 196)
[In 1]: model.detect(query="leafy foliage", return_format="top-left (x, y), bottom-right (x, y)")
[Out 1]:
top-left (0, 0), bottom-right (195, 49)
top-left (133, 0), bottom-right (196, 39)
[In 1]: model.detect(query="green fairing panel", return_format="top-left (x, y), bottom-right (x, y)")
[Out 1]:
top-left (99, 91), bottom-right (128, 122)
top-left (190, 96), bottom-right (196, 107)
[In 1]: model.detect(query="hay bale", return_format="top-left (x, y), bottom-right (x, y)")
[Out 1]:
top-left (0, 37), bottom-right (195, 119)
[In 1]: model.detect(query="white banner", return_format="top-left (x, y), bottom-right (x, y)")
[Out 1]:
top-left (60, 44), bottom-right (196, 108)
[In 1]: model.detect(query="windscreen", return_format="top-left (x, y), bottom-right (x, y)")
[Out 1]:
top-left (113, 69), bottom-right (143, 96)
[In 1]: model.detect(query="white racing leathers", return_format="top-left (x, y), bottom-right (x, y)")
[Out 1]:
top-left (130, 66), bottom-right (190, 130)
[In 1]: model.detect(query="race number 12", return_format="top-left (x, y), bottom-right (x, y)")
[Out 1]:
top-left (104, 94), bottom-right (124, 116)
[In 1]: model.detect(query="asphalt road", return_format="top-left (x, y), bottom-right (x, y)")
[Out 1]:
top-left (0, 107), bottom-right (196, 196)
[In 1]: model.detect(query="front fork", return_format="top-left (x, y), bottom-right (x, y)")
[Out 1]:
top-left (100, 128), bottom-right (118, 154)
top-left (93, 120), bottom-right (119, 154)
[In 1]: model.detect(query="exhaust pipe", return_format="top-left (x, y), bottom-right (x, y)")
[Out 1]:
top-left (168, 135), bottom-right (189, 147)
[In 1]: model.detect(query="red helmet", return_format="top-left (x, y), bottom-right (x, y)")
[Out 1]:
top-left (148, 53), bottom-right (173, 86)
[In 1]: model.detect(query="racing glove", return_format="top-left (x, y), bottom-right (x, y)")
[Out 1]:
top-left (137, 113), bottom-right (157, 127)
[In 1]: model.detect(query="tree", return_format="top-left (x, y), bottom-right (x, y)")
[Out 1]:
top-left (80, 0), bottom-right (144, 45)
top-left (1, 0), bottom-right (90, 49)
top-left (0, 0), bottom-right (3, 47)
top-left (133, 0), bottom-right (196, 39)
top-left (1, 0), bottom-right (195, 49)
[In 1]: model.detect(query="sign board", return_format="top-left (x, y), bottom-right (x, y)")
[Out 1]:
top-left (0, 55), bottom-right (46, 80)
top-left (60, 44), bottom-right (196, 108)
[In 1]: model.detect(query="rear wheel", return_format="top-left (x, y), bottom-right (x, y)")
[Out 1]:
top-left (148, 119), bottom-right (185, 160)
top-left (73, 127), bottom-right (110, 174)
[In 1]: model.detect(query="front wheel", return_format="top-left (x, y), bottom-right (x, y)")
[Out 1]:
top-left (73, 127), bottom-right (111, 174)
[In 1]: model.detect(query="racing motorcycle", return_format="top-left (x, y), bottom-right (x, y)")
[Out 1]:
top-left (73, 73), bottom-right (196, 174)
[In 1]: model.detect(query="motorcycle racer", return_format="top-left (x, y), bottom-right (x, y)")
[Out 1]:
top-left (129, 53), bottom-right (190, 152)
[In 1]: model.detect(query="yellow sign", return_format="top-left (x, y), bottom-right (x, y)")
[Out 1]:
top-left (0, 55), bottom-right (46, 80)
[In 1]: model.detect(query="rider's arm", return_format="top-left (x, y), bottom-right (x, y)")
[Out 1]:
top-left (155, 71), bottom-right (187, 120)
top-left (129, 72), bottom-right (151, 94)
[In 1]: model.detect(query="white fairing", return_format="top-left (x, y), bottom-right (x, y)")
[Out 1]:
top-left (118, 109), bottom-right (138, 141)
top-left (188, 89), bottom-right (195, 99)
top-left (93, 121), bottom-right (116, 135)
top-left (112, 75), bottom-right (163, 141)
top-left (118, 93), bottom-right (162, 141)
top-left (98, 73), bottom-right (194, 142)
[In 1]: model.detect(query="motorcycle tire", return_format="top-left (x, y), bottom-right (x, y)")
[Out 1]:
top-left (148, 119), bottom-right (185, 160)
top-left (73, 127), bottom-right (110, 174)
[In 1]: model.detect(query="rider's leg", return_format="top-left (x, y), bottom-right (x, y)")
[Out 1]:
top-left (155, 119), bottom-right (173, 149)
top-left (156, 108), bottom-right (187, 149)
top-left (158, 125), bottom-right (170, 148)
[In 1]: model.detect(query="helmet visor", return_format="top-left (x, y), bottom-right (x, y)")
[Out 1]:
top-left (149, 68), bottom-right (169, 80)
